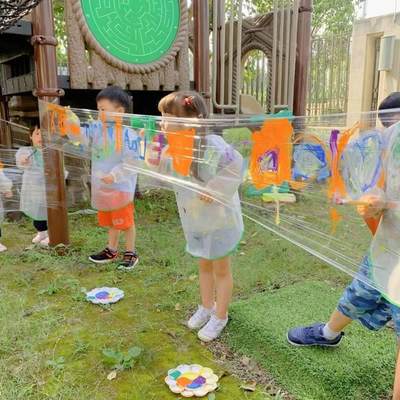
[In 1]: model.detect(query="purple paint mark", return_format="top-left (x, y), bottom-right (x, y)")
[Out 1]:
top-left (224, 146), bottom-right (235, 163)
top-left (258, 149), bottom-right (278, 173)
top-left (187, 376), bottom-right (207, 389)
top-left (342, 131), bottom-right (383, 197)
top-left (329, 129), bottom-right (340, 158)
top-left (95, 291), bottom-right (110, 299)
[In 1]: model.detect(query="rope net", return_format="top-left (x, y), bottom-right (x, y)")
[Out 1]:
top-left (0, 0), bottom-right (42, 33)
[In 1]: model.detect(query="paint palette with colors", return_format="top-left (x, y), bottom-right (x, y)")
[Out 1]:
top-left (165, 364), bottom-right (219, 397)
top-left (86, 287), bottom-right (124, 305)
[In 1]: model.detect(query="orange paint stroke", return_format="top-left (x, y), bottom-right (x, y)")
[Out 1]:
top-left (166, 128), bottom-right (196, 177)
top-left (176, 377), bottom-right (191, 387)
top-left (328, 124), bottom-right (358, 230)
top-left (365, 216), bottom-right (381, 235)
top-left (329, 207), bottom-right (342, 234)
top-left (328, 124), bottom-right (358, 201)
top-left (46, 103), bottom-right (66, 136)
top-left (44, 103), bottom-right (80, 137)
top-left (114, 115), bottom-right (123, 154)
top-left (249, 118), bottom-right (293, 190)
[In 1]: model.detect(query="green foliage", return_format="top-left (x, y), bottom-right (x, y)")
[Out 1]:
top-left (38, 282), bottom-right (60, 296)
top-left (73, 340), bottom-right (90, 357)
top-left (53, 0), bottom-right (68, 66)
top-left (241, 0), bottom-right (358, 36)
top-left (102, 346), bottom-right (143, 371)
top-left (46, 356), bottom-right (65, 372)
top-left (311, 0), bottom-right (359, 36)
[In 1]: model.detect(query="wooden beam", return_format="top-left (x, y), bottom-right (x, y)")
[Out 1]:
top-left (31, 0), bottom-right (69, 246)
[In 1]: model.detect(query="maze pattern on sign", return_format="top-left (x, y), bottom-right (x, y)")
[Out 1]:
top-left (81, 0), bottom-right (180, 64)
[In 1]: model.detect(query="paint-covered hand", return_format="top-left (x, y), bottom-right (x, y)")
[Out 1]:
top-left (199, 193), bottom-right (213, 203)
top-left (357, 195), bottom-right (385, 218)
top-left (101, 174), bottom-right (115, 184)
top-left (20, 156), bottom-right (31, 166)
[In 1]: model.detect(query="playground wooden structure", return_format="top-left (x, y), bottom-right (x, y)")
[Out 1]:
top-left (0, 0), bottom-right (312, 246)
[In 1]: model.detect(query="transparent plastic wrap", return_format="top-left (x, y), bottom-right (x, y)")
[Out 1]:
top-left (0, 165), bottom-right (12, 224)
top-left (0, 120), bottom-right (89, 220)
top-left (39, 100), bottom-right (400, 304)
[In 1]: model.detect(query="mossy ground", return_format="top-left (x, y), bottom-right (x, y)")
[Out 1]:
top-left (0, 191), bottom-right (396, 399)
top-left (0, 192), bottom-right (271, 400)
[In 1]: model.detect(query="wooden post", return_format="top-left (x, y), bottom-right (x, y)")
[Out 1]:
top-left (0, 88), bottom-right (12, 148)
top-left (193, 0), bottom-right (210, 110)
top-left (293, 0), bottom-right (312, 117)
top-left (31, 0), bottom-right (69, 246)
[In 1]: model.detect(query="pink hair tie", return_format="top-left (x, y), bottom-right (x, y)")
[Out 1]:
top-left (183, 96), bottom-right (193, 107)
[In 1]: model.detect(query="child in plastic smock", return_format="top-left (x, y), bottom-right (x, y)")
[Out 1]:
top-left (16, 124), bottom-right (53, 246)
top-left (147, 91), bottom-right (244, 342)
top-left (0, 162), bottom-right (13, 251)
top-left (70, 86), bottom-right (141, 270)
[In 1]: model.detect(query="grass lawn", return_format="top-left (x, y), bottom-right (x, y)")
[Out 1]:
top-left (0, 191), bottom-right (396, 399)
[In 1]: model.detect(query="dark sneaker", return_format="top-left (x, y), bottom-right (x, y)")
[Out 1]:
top-left (134, 191), bottom-right (143, 200)
top-left (117, 251), bottom-right (139, 271)
top-left (89, 248), bottom-right (118, 264)
top-left (287, 323), bottom-right (344, 347)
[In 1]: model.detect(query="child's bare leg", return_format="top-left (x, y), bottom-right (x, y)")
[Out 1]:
top-left (213, 256), bottom-right (233, 320)
top-left (108, 228), bottom-right (120, 250)
top-left (199, 258), bottom-right (215, 309)
top-left (326, 309), bottom-right (353, 332)
top-left (123, 225), bottom-right (136, 252)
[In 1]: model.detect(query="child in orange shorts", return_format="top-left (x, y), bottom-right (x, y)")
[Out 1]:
top-left (70, 86), bottom-right (140, 270)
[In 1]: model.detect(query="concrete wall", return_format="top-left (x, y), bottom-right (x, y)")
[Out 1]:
top-left (347, 14), bottom-right (400, 117)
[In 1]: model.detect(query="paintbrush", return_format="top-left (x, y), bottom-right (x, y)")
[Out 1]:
top-left (335, 198), bottom-right (398, 209)
top-left (26, 148), bottom-right (37, 160)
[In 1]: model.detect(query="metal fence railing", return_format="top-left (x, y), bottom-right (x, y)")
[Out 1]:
top-left (307, 34), bottom-right (352, 116)
top-left (270, 0), bottom-right (299, 113)
top-left (242, 49), bottom-right (271, 110)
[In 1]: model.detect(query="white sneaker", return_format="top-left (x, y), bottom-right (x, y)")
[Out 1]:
top-left (198, 315), bottom-right (228, 342)
top-left (187, 305), bottom-right (214, 330)
top-left (39, 236), bottom-right (49, 247)
top-left (0, 243), bottom-right (7, 252)
top-left (32, 231), bottom-right (48, 244)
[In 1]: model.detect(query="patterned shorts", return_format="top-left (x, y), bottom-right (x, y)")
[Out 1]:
top-left (338, 255), bottom-right (400, 336)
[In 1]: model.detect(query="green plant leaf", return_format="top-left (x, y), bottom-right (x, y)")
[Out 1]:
top-left (46, 356), bottom-right (65, 370)
top-left (122, 359), bottom-right (135, 370)
top-left (127, 347), bottom-right (142, 359)
top-left (102, 348), bottom-right (123, 365)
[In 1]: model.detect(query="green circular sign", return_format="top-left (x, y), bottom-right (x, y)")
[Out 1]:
top-left (80, 0), bottom-right (180, 65)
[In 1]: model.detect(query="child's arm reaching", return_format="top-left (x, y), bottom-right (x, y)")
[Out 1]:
top-left (356, 195), bottom-right (386, 219)
top-left (65, 109), bottom-right (93, 150)
top-left (16, 148), bottom-right (34, 170)
top-left (120, 128), bottom-right (165, 174)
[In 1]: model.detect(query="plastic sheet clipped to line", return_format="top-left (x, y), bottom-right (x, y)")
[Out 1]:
top-left (34, 100), bottom-right (400, 305)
